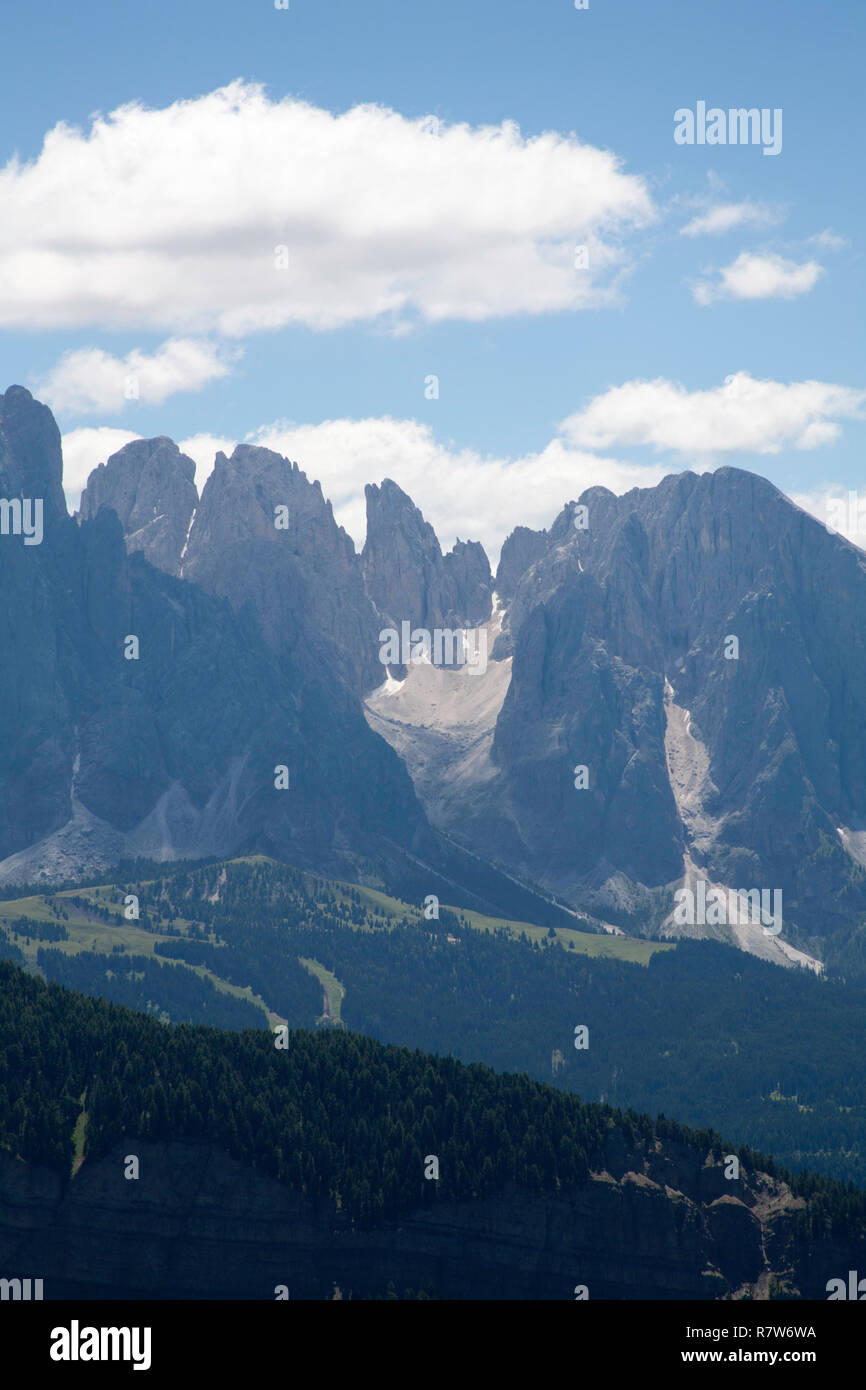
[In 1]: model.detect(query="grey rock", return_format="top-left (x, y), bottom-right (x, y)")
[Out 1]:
top-left (461, 468), bottom-right (866, 937)
top-left (494, 523), bottom-right (548, 601)
top-left (0, 387), bottom-right (429, 884)
top-left (78, 437), bottom-right (197, 575)
top-left (182, 444), bottom-right (382, 693)
top-left (363, 479), bottom-right (492, 634)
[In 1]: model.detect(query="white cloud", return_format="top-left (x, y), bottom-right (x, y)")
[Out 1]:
top-left (692, 252), bottom-right (824, 305)
top-left (679, 200), bottom-right (783, 237)
top-left (559, 372), bottom-right (866, 457)
top-left (808, 228), bottom-right (848, 250)
top-left (62, 426), bottom-right (141, 510)
top-left (176, 433), bottom-right (238, 488)
top-left (0, 82), bottom-right (656, 336)
top-left (789, 487), bottom-right (866, 550)
top-left (34, 338), bottom-right (239, 414)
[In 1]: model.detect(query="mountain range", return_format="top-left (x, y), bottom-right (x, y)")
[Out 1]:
top-left (4, 383), bottom-right (866, 974)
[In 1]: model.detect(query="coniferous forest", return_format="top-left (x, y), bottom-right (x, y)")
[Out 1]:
top-left (2, 956), bottom-right (865, 1248)
top-left (5, 857), bottom-right (864, 1185)
top-left (4, 856), bottom-right (866, 1200)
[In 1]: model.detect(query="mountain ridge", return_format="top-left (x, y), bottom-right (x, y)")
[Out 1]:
top-left (6, 385), bottom-right (866, 970)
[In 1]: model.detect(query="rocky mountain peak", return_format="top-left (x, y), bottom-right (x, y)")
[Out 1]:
top-left (0, 384), bottom-right (68, 524)
top-left (78, 436), bottom-right (198, 575)
top-left (182, 443), bottom-right (382, 691)
top-left (363, 478), bottom-right (492, 630)
top-left (495, 524), bottom-right (549, 600)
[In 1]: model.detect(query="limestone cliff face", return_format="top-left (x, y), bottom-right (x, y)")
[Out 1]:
top-left (77, 437), bottom-right (197, 576)
top-left (15, 379), bottom-right (866, 944)
top-left (0, 385), bottom-right (106, 859)
top-left (0, 1138), bottom-right (848, 1300)
top-left (444, 539), bottom-right (493, 626)
top-left (0, 388), bottom-right (429, 884)
top-left (494, 524), bottom-right (548, 601)
top-left (182, 445), bottom-right (382, 694)
top-left (363, 479), bottom-right (492, 633)
top-left (441, 469), bottom-right (866, 941)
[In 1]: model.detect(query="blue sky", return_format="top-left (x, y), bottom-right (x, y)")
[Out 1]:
top-left (1, 0), bottom-right (863, 559)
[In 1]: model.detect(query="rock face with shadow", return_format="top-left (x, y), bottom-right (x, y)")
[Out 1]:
top-left (13, 379), bottom-right (866, 949)
top-left (443, 469), bottom-right (866, 943)
top-left (77, 437), bottom-right (198, 577)
top-left (0, 388), bottom-right (568, 927)
top-left (363, 479), bottom-right (492, 633)
top-left (181, 444), bottom-right (383, 694)
top-left (0, 387), bottom-right (428, 885)
top-left (494, 523), bottom-right (548, 602)
top-left (0, 1136), bottom-right (849, 1301)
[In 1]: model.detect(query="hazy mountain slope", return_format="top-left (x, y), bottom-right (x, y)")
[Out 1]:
top-left (371, 469), bottom-right (866, 952)
top-left (0, 387), bottom-right (431, 885)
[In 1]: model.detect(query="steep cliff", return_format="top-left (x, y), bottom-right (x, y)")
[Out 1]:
top-left (77, 437), bottom-right (197, 576)
top-left (391, 469), bottom-right (866, 947)
top-left (363, 479), bottom-right (492, 634)
top-left (181, 444), bottom-right (382, 693)
top-left (0, 387), bottom-right (429, 885)
top-left (0, 1136), bottom-right (849, 1301)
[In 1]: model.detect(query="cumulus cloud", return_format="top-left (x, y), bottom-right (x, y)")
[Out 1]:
top-left (692, 252), bottom-right (824, 305)
top-left (34, 338), bottom-right (239, 414)
top-left (559, 372), bottom-right (866, 457)
top-left (1, 82), bottom-right (656, 336)
top-left (679, 200), bottom-right (783, 237)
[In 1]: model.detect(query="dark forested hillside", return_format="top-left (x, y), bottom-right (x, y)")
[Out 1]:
top-left (36, 948), bottom-right (266, 1031)
top-left (1, 957), bottom-right (866, 1301)
top-left (6, 857), bottom-right (866, 1185)
top-left (0, 957), bottom-right (863, 1236)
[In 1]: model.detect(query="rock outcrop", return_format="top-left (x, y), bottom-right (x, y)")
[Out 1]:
top-left (181, 444), bottom-right (382, 693)
top-left (484, 469), bottom-right (866, 939)
top-left (370, 468), bottom-right (866, 951)
top-left (77, 437), bottom-right (197, 576)
top-left (362, 479), bottom-right (492, 633)
top-left (15, 381), bottom-right (866, 949)
top-left (494, 523), bottom-right (548, 601)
